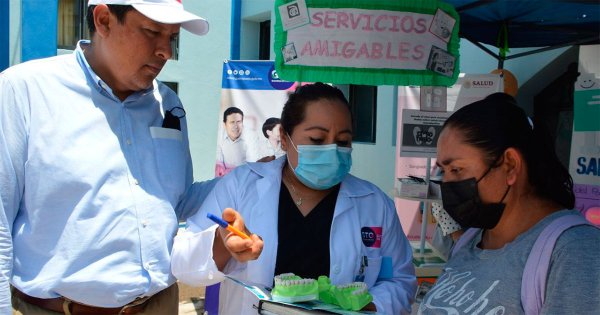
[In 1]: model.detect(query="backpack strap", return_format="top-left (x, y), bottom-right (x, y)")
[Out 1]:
top-left (449, 228), bottom-right (480, 258)
top-left (521, 214), bottom-right (592, 315)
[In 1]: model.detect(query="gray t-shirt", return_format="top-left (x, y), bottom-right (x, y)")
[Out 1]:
top-left (418, 210), bottom-right (600, 314)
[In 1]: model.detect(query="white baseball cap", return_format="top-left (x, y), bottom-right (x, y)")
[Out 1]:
top-left (88, 0), bottom-right (209, 36)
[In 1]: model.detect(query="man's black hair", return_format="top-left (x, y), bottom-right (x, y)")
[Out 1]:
top-left (223, 107), bottom-right (244, 123)
top-left (87, 5), bottom-right (135, 36)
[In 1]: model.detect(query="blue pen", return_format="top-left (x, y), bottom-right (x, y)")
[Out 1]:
top-left (207, 213), bottom-right (250, 239)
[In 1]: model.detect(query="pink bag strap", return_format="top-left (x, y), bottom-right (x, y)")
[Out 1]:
top-left (448, 214), bottom-right (594, 315)
top-left (521, 214), bottom-right (592, 315)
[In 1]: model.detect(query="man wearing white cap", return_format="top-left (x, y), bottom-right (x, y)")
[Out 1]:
top-left (0, 1), bottom-right (263, 314)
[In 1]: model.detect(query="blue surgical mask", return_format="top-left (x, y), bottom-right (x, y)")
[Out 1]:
top-left (286, 136), bottom-right (352, 190)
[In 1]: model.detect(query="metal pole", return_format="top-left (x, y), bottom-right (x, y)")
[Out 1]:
top-left (419, 158), bottom-right (432, 255)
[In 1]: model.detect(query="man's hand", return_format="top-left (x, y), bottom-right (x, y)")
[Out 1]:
top-left (213, 208), bottom-right (263, 270)
top-left (215, 163), bottom-right (226, 177)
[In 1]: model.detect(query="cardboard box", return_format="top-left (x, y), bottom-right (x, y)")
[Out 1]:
top-left (429, 180), bottom-right (442, 199)
top-left (397, 178), bottom-right (429, 198)
top-left (410, 241), bottom-right (446, 277)
top-left (397, 178), bottom-right (442, 199)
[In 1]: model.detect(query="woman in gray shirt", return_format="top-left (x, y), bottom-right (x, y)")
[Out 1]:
top-left (419, 93), bottom-right (600, 314)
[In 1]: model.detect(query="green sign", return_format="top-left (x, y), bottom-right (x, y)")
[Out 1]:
top-left (274, 0), bottom-right (460, 86)
top-left (574, 74), bottom-right (600, 131)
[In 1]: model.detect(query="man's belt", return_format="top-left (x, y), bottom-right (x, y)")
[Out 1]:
top-left (13, 288), bottom-right (150, 315)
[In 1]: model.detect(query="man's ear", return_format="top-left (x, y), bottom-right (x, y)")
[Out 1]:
top-left (92, 4), bottom-right (112, 38)
top-left (502, 147), bottom-right (523, 186)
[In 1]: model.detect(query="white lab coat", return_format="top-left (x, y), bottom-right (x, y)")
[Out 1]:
top-left (171, 157), bottom-right (417, 314)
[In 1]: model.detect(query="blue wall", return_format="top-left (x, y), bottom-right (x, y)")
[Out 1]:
top-left (0, 0), bottom-right (8, 71)
top-left (230, 0), bottom-right (241, 59)
top-left (22, 0), bottom-right (57, 62)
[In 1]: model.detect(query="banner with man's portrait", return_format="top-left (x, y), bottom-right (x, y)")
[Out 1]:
top-left (215, 60), bottom-right (298, 176)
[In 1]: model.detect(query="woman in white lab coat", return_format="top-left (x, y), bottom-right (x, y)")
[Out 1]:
top-left (171, 83), bottom-right (417, 314)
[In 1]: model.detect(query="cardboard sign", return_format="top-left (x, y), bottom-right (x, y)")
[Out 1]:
top-left (274, 0), bottom-right (460, 86)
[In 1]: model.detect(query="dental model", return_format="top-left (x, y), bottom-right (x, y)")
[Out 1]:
top-left (317, 275), bottom-right (337, 305)
top-left (333, 281), bottom-right (373, 311)
top-left (318, 276), bottom-right (373, 311)
top-left (271, 273), bottom-right (319, 303)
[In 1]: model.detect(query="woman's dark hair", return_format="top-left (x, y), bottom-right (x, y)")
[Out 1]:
top-left (442, 92), bottom-right (575, 208)
top-left (87, 5), bottom-right (135, 36)
top-left (280, 82), bottom-right (351, 136)
top-left (262, 117), bottom-right (281, 138)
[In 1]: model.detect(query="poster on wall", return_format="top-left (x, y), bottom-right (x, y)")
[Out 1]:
top-left (215, 60), bottom-right (297, 177)
top-left (569, 72), bottom-right (600, 226)
top-left (394, 74), bottom-right (502, 240)
top-left (273, 0), bottom-right (460, 86)
top-left (400, 109), bottom-right (451, 158)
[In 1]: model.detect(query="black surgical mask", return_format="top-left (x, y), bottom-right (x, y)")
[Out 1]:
top-left (440, 165), bottom-right (511, 229)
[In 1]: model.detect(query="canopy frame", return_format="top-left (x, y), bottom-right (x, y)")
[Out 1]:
top-left (453, 0), bottom-right (600, 69)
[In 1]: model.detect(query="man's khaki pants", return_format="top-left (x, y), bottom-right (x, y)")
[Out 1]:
top-left (12, 284), bottom-right (179, 315)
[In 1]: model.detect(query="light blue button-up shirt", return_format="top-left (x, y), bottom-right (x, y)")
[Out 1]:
top-left (0, 41), bottom-right (215, 312)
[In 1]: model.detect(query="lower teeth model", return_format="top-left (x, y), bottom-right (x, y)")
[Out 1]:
top-left (271, 273), bottom-right (319, 303)
top-left (318, 276), bottom-right (373, 311)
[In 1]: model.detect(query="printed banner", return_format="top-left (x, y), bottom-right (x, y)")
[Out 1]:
top-left (274, 0), bottom-right (460, 86)
top-left (215, 60), bottom-right (297, 177)
top-left (569, 71), bottom-right (600, 226)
